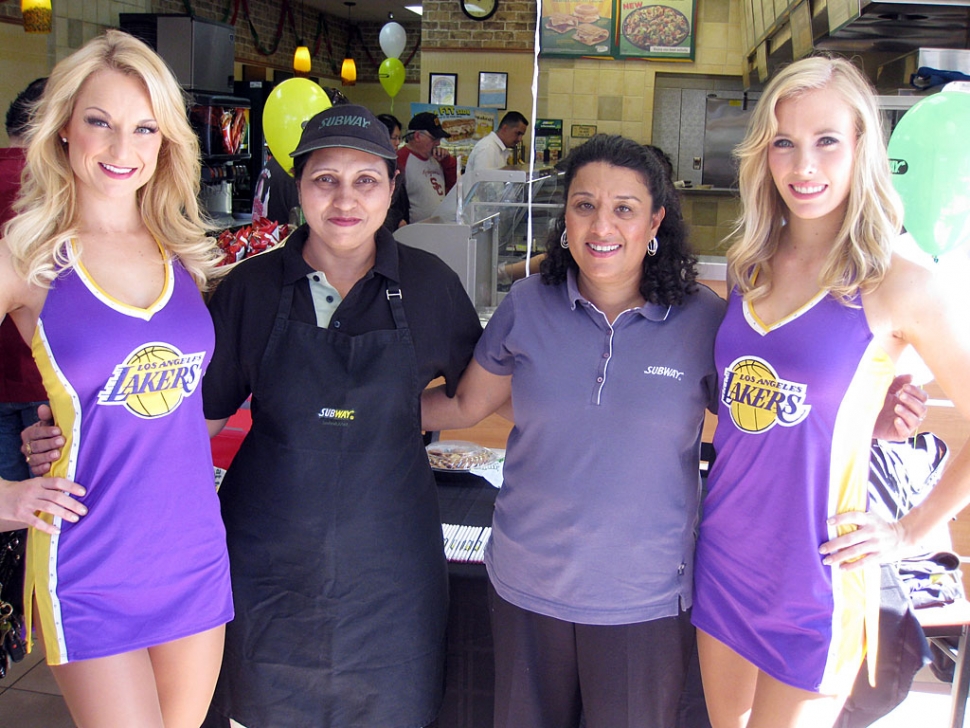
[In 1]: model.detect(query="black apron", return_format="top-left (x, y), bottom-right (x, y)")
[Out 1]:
top-left (213, 278), bottom-right (448, 728)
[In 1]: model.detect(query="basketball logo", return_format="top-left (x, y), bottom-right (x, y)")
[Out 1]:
top-left (98, 343), bottom-right (206, 419)
top-left (126, 345), bottom-right (180, 417)
top-left (721, 356), bottom-right (811, 434)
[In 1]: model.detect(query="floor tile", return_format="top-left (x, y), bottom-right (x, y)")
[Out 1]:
top-left (0, 648), bottom-right (45, 695)
top-left (0, 649), bottom-right (960, 728)
top-left (870, 689), bottom-right (955, 727)
top-left (869, 668), bottom-right (957, 727)
top-left (11, 659), bottom-right (62, 696)
top-left (0, 688), bottom-right (73, 728)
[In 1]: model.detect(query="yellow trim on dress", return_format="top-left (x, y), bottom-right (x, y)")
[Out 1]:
top-left (25, 318), bottom-right (82, 665)
top-left (818, 338), bottom-right (895, 694)
top-left (69, 239), bottom-right (173, 320)
top-left (742, 289), bottom-right (829, 336)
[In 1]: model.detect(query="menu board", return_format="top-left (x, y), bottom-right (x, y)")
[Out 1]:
top-left (790, 0), bottom-right (813, 60)
top-left (617, 0), bottom-right (696, 60)
top-left (540, 0), bottom-right (615, 57)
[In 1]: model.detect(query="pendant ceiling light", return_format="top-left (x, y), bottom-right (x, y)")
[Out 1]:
top-left (293, 2), bottom-right (311, 74)
top-left (21, 0), bottom-right (52, 34)
top-left (341, 57), bottom-right (357, 86)
top-left (294, 45), bottom-right (312, 74)
top-left (341, 2), bottom-right (357, 86)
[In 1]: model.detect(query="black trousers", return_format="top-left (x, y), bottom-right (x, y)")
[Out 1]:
top-left (489, 582), bottom-right (694, 728)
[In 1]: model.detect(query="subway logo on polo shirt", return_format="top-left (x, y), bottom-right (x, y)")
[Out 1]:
top-left (721, 355), bottom-right (811, 434)
top-left (317, 406), bottom-right (356, 425)
top-left (97, 343), bottom-right (205, 419)
top-left (644, 365), bottom-right (684, 381)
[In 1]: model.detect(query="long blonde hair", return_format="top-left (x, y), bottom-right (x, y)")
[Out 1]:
top-left (3, 30), bottom-right (221, 290)
top-left (727, 55), bottom-right (903, 302)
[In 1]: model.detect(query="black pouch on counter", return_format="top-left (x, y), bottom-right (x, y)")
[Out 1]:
top-left (0, 529), bottom-right (26, 615)
top-left (835, 434), bottom-right (950, 727)
top-left (0, 529), bottom-right (27, 679)
top-left (834, 563), bottom-right (932, 728)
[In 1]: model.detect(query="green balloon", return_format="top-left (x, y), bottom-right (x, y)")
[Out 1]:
top-left (888, 89), bottom-right (970, 257)
top-left (379, 58), bottom-right (405, 99)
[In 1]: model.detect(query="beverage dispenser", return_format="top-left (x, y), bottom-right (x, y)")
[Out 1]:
top-left (189, 94), bottom-right (251, 223)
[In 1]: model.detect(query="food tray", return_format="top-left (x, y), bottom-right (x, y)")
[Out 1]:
top-left (426, 441), bottom-right (497, 472)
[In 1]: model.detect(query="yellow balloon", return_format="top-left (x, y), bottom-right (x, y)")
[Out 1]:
top-left (262, 79), bottom-right (332, 175)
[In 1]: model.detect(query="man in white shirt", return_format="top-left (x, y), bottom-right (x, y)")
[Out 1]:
top-left (464, 111), bottom-right (529, 177)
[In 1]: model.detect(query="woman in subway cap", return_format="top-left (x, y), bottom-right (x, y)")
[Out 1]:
top-left (201, 103), bottom-right (482, 726)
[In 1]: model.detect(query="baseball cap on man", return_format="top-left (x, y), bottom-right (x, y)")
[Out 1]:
top-left (408, 111), bottom-right (450, 140)
top-left (291, 104), bottom-right (397, 160)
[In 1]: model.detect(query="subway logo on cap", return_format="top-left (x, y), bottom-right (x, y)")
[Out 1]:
top-left (318, 114), bottom-right (372, 129)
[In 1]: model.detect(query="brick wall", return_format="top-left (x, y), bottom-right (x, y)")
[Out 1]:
top-left (421, 0), bottom-right (537, 51)
top-left (152, 0), bottom-right (420, 84)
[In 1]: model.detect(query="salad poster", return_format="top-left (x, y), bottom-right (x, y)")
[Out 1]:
top-left (617, 0), bottom-right (696, 60)
top-left (540, 1), bottom-right (696, 61)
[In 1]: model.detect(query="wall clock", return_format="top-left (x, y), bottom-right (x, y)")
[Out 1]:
top-left (460, 0), bottom-right (498, 22)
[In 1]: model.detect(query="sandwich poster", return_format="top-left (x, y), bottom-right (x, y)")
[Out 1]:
top-left (540, 1), bottom-right (615, 57)
top-left (617, 0), bottom-right (696, 60)
top-left (409, 104), bottom-right (498, 144)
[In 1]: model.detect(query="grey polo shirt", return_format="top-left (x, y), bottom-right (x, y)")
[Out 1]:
top-left (478, 269), bottom-right (725, 625)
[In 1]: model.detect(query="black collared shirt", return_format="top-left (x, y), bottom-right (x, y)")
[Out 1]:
top-left (203, 225), bottom-right (482, 419)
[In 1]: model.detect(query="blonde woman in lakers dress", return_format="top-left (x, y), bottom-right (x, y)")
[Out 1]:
top-left (0, 31), bottom-right (231, 727)
top-left (692, 56), bottom-right (970, 728)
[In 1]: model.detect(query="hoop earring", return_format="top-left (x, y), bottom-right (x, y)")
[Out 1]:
top-left (560, 230), bottom-right (569, 249)
top-left (647, 237), bottom-right (658, 257)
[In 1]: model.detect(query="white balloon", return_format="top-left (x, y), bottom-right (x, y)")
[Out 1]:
top-left (379, 22), bottom-right (407, 60)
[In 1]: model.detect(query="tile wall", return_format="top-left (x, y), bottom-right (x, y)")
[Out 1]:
top-left (681, 192), bottom-right (740, 257)
top-left (538, 0), bottom-right (744, 151)
top-left (52, 1), bottom-right (152, 63)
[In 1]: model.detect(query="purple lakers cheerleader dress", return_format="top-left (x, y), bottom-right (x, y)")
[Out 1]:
top-left (693, 288), bottom-right (894, 694)
top-left (26, 245), bottom-right (233, 665)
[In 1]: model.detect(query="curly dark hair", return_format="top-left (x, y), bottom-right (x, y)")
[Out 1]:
top-left (540, 134), bottom-right (697, 307)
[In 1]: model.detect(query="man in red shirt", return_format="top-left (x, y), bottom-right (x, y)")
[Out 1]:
top-left (394, 112), bottom-right (457, 224)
